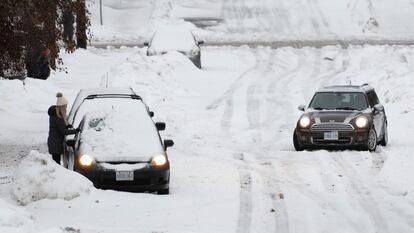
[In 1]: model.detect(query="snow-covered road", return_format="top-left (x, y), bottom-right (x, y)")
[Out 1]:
top-left (90, 0), bottom-right (414, 43)
top-left (1, 45), bottom-right (414, 233)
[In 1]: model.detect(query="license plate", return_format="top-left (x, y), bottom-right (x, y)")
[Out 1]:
top-left (324, 131), bottom-right (338, 140)
top-left (116, 171), bottom-right (134, 181)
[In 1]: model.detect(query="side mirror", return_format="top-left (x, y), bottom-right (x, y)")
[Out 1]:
top-left (66, 139), bottom-right (76, 148)
top-left (149, 111), bottom-right (154, 117)
top-left (198, 40), bottom-right (204, 45)
top-left (155, 122), bottom-right (166, 131)
top-left (298, 105), bottom-right (306, 112)
top-left (373, 104), bottom-right (384, 113)
top-left (164, 139), bottom-right (174, 150)
top-left (143, 42), bottom-right (149, 46)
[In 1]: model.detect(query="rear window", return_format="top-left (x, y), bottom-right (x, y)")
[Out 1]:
top-left (309, 92), bottom-right (368, 110)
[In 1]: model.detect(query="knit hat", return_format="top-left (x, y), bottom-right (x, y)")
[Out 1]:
top-left (56, 92), bottom-right (68, 106)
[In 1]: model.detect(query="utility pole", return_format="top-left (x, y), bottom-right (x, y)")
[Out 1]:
top-left (100, 0), bottom-right (103, 25)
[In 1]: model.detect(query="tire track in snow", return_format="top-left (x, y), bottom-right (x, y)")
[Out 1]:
top-left (246, 85), bottom-right (263, 142)
top-left (206, 49), bottom-right (259, 112)
top-left (330, 155), bottom-right (389, 233)
top-left (237, 168), bottom-right (253, 233)
top-left (309, 0), bottom-right (335, 36)
top-left (222, 0), bottom-right (245, 33)
top-left (296, 0), bottom-right (321, 35)
top-left (245, 49), bottom-right (275, 141)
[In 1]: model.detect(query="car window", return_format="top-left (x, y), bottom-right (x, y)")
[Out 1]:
top-left (309, 92), bottom-right (368, 110)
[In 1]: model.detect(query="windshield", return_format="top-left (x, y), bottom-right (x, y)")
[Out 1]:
top-left (309, 92), bottom-right (368, 110)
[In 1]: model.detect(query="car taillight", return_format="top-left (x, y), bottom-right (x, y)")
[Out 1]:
top-left (41, 48), bottom-right (50, 57)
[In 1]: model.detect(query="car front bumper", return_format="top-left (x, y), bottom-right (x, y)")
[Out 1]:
top-left (75, 163), bottom-right (170, 192)
top-left (296, 128), bottom-right (370, 148)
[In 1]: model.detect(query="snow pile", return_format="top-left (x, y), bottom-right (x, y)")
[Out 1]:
top-left (11, 151), bottom-right (93, 206)
top-left (0, 199), bottom-right (33, 231)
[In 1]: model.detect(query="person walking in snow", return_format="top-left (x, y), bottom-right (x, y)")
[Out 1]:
top-left (47, 93), bottom-right (80, 164)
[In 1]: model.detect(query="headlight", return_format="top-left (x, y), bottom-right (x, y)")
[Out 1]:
top-left (79, 154), bottom-right (94, 166)
top-left (355, 116), bottom-right (368, 128)
top-left (299, 116), bottom-right (311, 128)
top-left (151, 154), bottom-right (168, 167)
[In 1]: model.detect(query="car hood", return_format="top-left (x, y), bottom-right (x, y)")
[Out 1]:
top-left (305, 109), bottom-right (369, 124)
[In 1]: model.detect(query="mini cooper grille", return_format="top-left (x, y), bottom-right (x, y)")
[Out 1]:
top-left (311, 123), bottom-right (354, 132)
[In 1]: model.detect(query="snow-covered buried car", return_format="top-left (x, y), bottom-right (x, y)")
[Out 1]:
top-left (293, 84), bottom-right (388, 152)
top-left (63, 87), bottom-right (173, 194)
top-left (144, 27), bottom-right (204, 69)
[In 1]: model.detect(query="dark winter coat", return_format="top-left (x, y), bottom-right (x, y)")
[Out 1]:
top-left (47, 105), bottom-right (77, 155)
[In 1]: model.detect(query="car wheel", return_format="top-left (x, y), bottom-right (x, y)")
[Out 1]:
top-left (366, 127), bottom-right (378, 152)
top-left (293, 131), bottom-right (305, 151)
top-left (157, 188), bottom-right (169, 195)
top-left (380, 122), bottom-right (388, 146)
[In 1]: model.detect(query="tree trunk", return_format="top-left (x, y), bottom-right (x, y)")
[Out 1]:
top-left (44, 0), bottom-right (57, 70)
top-left (76, 0), bottom-right (87, 49)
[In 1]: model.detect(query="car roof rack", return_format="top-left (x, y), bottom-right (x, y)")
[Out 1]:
top-left (85, 94), bottom-right (142, 100)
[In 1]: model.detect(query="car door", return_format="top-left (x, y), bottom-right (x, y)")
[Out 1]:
top-left (367, 91), bottom-right (384, 137)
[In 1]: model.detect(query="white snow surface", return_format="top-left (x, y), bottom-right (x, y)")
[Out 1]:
top-left (0, 199), bottom-right (33, 230)
top-left (80, 101), bottom-right (164, 162)
top-left (11, 150), bottom-right (93, 206)
top-left (88, 0), bottom-right (414, 43)
top-left (1, 43), bottom-right (414, 232)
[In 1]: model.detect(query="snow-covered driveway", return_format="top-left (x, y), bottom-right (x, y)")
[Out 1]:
top-left (1, 45), bottom-right (414, 232)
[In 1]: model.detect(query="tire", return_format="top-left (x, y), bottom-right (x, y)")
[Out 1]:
top-left (293, 131), bottom-right (305, 151)
top-left (366, 127), bottom-right (378, 152)
top-left (157, 188), bottom-right (169, 195)
top-left (379, 122), bottom-right (388, 146)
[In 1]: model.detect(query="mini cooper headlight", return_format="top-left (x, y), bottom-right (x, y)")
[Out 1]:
top-left (79, 154), bottom-right (94, 166)
top-left (355, 116), bottom-right (368, 128)
top-left (151, 154), bottom-right (168, 167)
top-left (299, 116), bottom-right (311, 128)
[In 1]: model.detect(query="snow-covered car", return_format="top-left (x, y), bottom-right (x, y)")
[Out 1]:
top-left (144, 28), bottom-right (204, 68)
top-left (64, 89), bottom-right (174, 194)
top-left (293, 84), bottom-right (388, 152)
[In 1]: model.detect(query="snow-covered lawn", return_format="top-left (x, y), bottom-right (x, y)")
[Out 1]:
top-left (1, 45), bottom-right (414, 232)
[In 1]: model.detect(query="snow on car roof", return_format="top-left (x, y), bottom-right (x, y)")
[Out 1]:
top-left (71, 95), bottom-right (144, 129)
top-left (79, 99), bottom-right (164, 162)
top-left (317, 85), bottom-right (369, 93)
top-left (68, 87), bottom-right (137, 124)
top-left (150, 28), bottom-right (197, 52)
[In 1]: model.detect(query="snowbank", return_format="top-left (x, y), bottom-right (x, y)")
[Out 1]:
top-left (0, 199), bottom-right (33, 231)
top-left (11, 151), bottom-right (93, 206)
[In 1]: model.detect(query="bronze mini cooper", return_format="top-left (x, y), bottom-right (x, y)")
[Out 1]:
top-left (293, 84), bottom-right (388, 151)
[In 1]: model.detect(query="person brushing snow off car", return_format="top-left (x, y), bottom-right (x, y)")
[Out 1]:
top-left (47, 93), bottom-right (80, 164)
